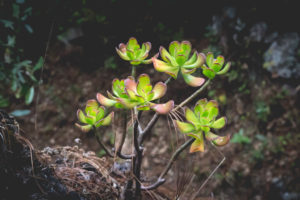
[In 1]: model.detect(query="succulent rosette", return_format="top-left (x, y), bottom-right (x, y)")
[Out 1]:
top-left (175, 98), bottom-right (230, 153)
top-left (116, 37), bottom-right (157, 65)
top-left (201, 52), bottom-right (231, 79)
top-left (75, 99), bottom-right (114, 132)
top-left (97, 73), bottom-right (174, 114)
top-left (152, 41), bottom-right (205, 87)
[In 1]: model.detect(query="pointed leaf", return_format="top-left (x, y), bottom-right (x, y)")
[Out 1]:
top-left (182, 73), bottom-right (205, 87)
top-left (151, 100), bottom-right (174, 114)
top-left (152, 57), bottom-right (179, 79)
top-left (212, 117), bottom-right (226, 129)
top-left (97, 93), bottom-right (116, 107)
top-left (175, 120), bottom-right (195, 133)
top-left (25, 86), bottom-right (34, 105)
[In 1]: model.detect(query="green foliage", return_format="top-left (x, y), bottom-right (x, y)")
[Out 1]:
top-left (175, 99), bottom-right (230, 152)
top-left (0, 0), bottom-right (43, 106)
top-left (76, 99), bottom-right (114, 132)
top-left (153, 41), bottom-right (205, 87)
top-left (231, 129), bottom-right (251, 144)
top-left (255, 101), bottom-right (270, 122)
top-left (116, 37), bottom-right (154, 65)
top-left (97, 74), bottom-right (174, 114)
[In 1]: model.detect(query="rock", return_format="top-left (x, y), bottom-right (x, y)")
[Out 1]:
top-left (263, 33), bottom-right (300, 78)
top-left (249, 22), bottom-right (268, 42)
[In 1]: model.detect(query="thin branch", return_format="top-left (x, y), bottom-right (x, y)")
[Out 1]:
top-left (141, 138), bottom-right (195, 190)
top-left (173, 79), bottom-right (211, 112)
top-left (95, 131), bottom-right (114, 158)
top-left (115, 112), bottom-right (134, 159)
top-left (138, 113), bottom-right (160, 144)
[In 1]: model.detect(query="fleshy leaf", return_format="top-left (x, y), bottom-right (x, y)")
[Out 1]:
top-left (77, 109), bottom-right (87, 123)
top-left (206, 132), bottom-right (230, 146)
top-left (112, 79), bottom-right (125, 97)
top-left (116, 48), bottom-right (130, 61)
top-left (185, 108), bottom-right (199, 125)
top-left (202, 67), bottom-right (216, 79)
top-left (151, 82), bottom-right (167, 100)
top-left (217, 62), bottom-right (231, 75)
top-left (175, 120), bottom-right (195, 133)
top-left (85, 100), bottom-right (98, 114)
top-left (151, 100), bottom-right (174, 114)
top-left (137, 74), bottom-right (151, 96)
top-left (211, 117), bottom-right (226, 129)
top-left (190, 134), bottom-right (204, 153)
top-left (95, 106), bottom-right (105, 121)
top-left (95, 112), bottom-right (114, 127)
top-left (117, 98), bottom-right (139, 108)
top-left (182, 73), bottom-right (205, 87)
top-left (211, 63), bottom-right (222, 72)
top-left (175, 54), bottom-right (187, 66)
top-left (181, 41), bottom-right (192, 59)
top-left (169, 41), bottom-right (180, 57)
top-left (152, 57), bottom-right (179, 79)
top-left (182, 53), bottom-right (205, 69)
top-left (97, 93), bottom-right (116, 107)
top-left (206, 52), bottom-right (214, 68)
top-left (160, 46), bottom-right (177, 66)
top-left (124, 77), bottom-right (137, 93)
top-left (127, 37), bottom-right (139, 51)
top-left (215, 55), bottom-right (224, 66)
top-left (75, 123), bottom-right (92, 133)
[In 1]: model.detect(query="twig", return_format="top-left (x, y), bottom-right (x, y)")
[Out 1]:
top-left (141, 138), bottom-right (195, 190)
top-left (94, 129), bottom-right (114, 157)
top-left (138, 113), bottom-right (160, 144)
top-left (173, 79), bottom-right (211, 112)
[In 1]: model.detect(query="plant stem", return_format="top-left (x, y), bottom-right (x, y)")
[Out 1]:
top-left (138, 113), bottom-right (160, 144)
top-left (116, 112), bottom-right (133, 159)
top-left (94, 128), bottom-right (114, 157)
top-left (131, 66), bottom-right (136, 78)
top-left (133, 110), bottom-right (143, 199)
top-left (173, 79), bottom-right (211, 112)
top-left (141, 138), bottom-right (195, 190)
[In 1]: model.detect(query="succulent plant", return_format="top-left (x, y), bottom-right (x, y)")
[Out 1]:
top-left (97, 73), bottom-right (174, 114)
top-left (201, 52), bottom-right (231, 79)
top-left (175, 98), bottom-right (230, 152)
top-left (116, 37), bottom-right (156, 65)
top-left (75, 99), bottom-right (114, 132)
top-left (152, 41), bottom-right (205, 87)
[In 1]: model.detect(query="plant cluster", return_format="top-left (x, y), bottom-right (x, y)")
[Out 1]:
top-left (0, 0), bottom-right (43, 108)
top-left (76, 37), bottom-right (231, 199)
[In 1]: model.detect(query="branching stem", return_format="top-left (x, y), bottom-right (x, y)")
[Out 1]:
top-left (141, 138), bottom-right (195, 190)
